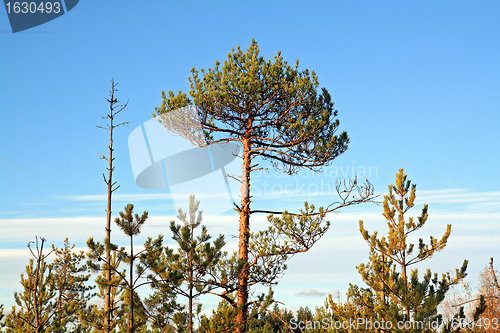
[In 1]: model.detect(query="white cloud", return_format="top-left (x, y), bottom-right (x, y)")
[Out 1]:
top-left (56, 192), bottom-right (230, 202)
top-left (1, 187), bottom-right (499, 312)
top-left (295, 289), bottom-right (327, 297)
top-left (417, 189), bottom-right (500, 207)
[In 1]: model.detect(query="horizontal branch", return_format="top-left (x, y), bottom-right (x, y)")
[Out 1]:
top-left (452, 295), bottom-right (500, 307)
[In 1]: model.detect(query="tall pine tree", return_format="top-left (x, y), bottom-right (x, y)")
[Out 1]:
top-left (146, 195), bottom-right (225, 333)
top-left (156, 40), bottom-right (376, 332)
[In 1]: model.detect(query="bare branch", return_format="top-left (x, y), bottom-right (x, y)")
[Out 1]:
top-left (251, 177), bottom-right (378, 216)
top-left (452, 295), bottom-right (499, 308)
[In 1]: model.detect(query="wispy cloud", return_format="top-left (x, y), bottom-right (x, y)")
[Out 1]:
top-left (2, 187), bottom-right (499, 312)
top-left (417, 189), bottom-right (500, 206)
top-left (56, 192), bottom-right (230, 202)
top-left (295, 289), bottom-right (327, 297)
top-left (247, 185), bottom-right (500, 213)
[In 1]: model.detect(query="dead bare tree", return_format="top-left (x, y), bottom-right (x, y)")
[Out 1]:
top-left (97, 79), bottom-right (129, 332)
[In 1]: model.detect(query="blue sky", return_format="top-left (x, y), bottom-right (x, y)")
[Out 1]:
top-left (1, 1), bottom-right (499, 313)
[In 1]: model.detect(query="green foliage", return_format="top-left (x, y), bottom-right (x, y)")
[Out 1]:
top-left (472, 295), bottom-right (487, 322)
top-left (114, 204), bottom-right (148, 238)
top-left (156, 40), bottom-right (377, 332)
top-left (351, 169), bottom-right (468, 332)
top-left (209, 202), bottom-right (329, 293)
top-left (323, 293), bottom-right (377, 333)
top-left (198, 297), bottom-right (238, 333)
top-left (439, 294), bottom-right (487, 333)
top-left (258, 202), bottom-right (329, 256)
top-left (247, 202), bottom-right (330, 287)
top-left (118, 290), bottom-right (148, 333)
top-left (83, 252), bottom-right (125, 332)
top-left (0, 304), bottom-right (4, 329)
top-left (167, 196), bottom-right (226, 298)
top-left (147, 195), bottom-right (225, 333)
top-left (6, 237), bottom-right (55, 332)
top-left (88, 204), bottom-right (163, 333)
top-left (156, 39), bottom-right (348, 174)
top-left (143, 287), bottom-right (182, 333)
top-left (198, 292), bottom-right (286, 333)
top-left (5, 237), bottom-right (92, 333)
top-left (48, 239), bottom-right (94, 332)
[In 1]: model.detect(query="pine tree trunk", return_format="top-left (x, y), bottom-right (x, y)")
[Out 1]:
top-left (188, 288), bottom-right (193, 333)
top-left (188, 225), bottom-right (194, 333)
top-left (235, 138), bottom-right (251, 333)
top-left (402, 254), bottom-right (410, 320)
top-left (105, 185), bottom-right (112, 332)
top-left (105, 211), bottom-right (112, 331)
top-left (105, 94), bottom-right (114, 333)
top-left (400, 189), bottom-right (410, 321)
top-left (129, 235), bottom-right (134, 333)
top-left (380, 254), bottom-right (386, 304)
top-left (34, 241), bottom-right (43, 333)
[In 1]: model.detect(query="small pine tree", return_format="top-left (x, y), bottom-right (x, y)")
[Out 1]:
top-left (118, 290), bottom-right (148, 333)
top-left (143, 287), bottom-right (182, 333)
top-left (88, 204), bottom-right (163, 333)
top-left (5, 237), bottom-right (91, 333)
top-left (114, 204), bottom-right (157, 333)
top-left (198, 296), bottom-right (238, 333)
top-left (352, 169), bottom-right (468, 332)
top-left (148, 195), bottom-right (225, 333)
top-left (316, 292), bottom-right (377, 333)
top-left (6, 237), bottom-right (56, 332)
top-left (49, 239), bottom-right (93, 331)
top-left (83, 252), bottom-right (125, 332)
